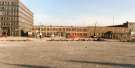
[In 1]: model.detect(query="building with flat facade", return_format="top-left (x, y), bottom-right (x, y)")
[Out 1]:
top-left (31, 21), bottom-right (134, 41)
top-left (32, 23), bottom-right (129, 40)
top-left (32, 26), bottom-right (89, 38)
top-left (0, 0), bottom-right (33, 36)
top-left (94, 22), bottom-right (134, 41)
top-left (126, 22), bottom-right (135, 40)
top-left (127, 22), bottom-right (135, 32)
top-left (88, 26), bottom-right (129, 40)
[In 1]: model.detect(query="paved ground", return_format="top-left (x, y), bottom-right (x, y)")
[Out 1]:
top-left (0, 37), bottom-right (34, 41)
top-left (0, 40), bottom-right (135, 68)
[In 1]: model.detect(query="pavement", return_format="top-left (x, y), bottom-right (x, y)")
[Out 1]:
top-left (0, 40), bottom-right (134, 68)
top-left (0, 37), bottom-right (121, 42)
top-left (0, 37), bottom-right (34, 41)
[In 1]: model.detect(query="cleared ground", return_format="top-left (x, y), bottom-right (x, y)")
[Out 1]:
top-left (0, 40), bottom-right (134, 68)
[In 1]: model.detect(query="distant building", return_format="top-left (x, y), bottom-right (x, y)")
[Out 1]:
top-left (127, 22), bottom-right (135, 32)
top-left (0, 0), bottom-right (33, 36)
top-left (31, 22), bottom-right (134, 41)
top-left (107, 21), bottom-right (135, 33)
top-left (32, 26), bottom-right (88, 38)
top-left (125, 22), bottom-right (135, 40)
top-left (32, 24), bottom-right (129, 40)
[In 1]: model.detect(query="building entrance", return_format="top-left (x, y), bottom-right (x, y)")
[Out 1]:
top-left (1, 27), bottom-right (10, 36)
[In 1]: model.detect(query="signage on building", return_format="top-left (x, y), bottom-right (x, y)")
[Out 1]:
top-left (131, 32), bottom-right (135, 39)
top-left (131, 32), bottom-right (135, 35)
top-left (28, 32), bottom-right (32, 35)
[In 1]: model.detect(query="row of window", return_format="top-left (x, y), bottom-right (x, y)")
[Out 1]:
top-left (130, 28), bottom-right (135, 31)
top-left (19, 21), bottom-right (33, 28)
top-left (0, 1), bottom-right (18, 6)
top-left (129, 24), bottom-right (135, 26)
top-left (1, 22), bottom-right (18, 26)
top-left (0, 12), bottom-right (18, 16)
top-left (33, 28), bottom-right (88, 32)
top-left (19, 3), bottom-right (33, 16)
top-left (0, 6), bottom-right (18, 12)
top-left (19, 14), bottom-right (33, 24)
top-left (19, 9), bottom-right (33, 19)
top-left (1, 17), bottom-right (18, 21)
top-left (41, 32), bottom-right (88, 36)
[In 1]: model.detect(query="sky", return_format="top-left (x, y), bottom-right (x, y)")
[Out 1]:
top-left (22, 0), bottom-right (135, 26)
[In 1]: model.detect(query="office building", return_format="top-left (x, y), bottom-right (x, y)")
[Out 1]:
top-left (0, 0), bottom-right (33, 36)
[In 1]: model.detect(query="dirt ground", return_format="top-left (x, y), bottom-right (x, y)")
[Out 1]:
top-left (0, 40), bottom-right (134, 68)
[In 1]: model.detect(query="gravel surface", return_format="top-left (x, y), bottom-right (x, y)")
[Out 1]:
top-left (0, 40), bottom-right (134, 68)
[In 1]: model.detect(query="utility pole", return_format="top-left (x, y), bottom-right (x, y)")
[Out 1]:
top-left (93, 21), bottom-right (97, 37)
top-left (112, 16), bottom-right (114, 39)
top-left (113, 16), bottom-right (114, 26)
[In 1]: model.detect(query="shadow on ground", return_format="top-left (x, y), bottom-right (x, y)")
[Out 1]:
top-left (65, 60), bottom-right (135, 68)
top-left (0, 62), bottom-right (54, 68)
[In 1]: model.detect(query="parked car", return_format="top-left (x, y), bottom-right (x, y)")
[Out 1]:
top-left (94, 37), bottom-right (105, 41)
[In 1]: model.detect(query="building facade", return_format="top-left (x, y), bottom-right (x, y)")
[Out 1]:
top-left (31, 24), bottom-right (129, 40)
top-left (0, 0), bottom-right (33, 36)
top-left (126, 22), bottom-right (135, 40)
top-left (87, 26), bottom-right (129, 39)
top-left (87, 22), bottom-right (134, 41)
top-left (128, 22), bottom-right (135, 32)
top-left (31, 21), bottom-right (134, 41)
top-left (32, 26), bottom-right (89, 38)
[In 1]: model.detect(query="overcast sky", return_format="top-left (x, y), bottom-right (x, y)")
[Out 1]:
top-left (22, 0), bottom-right (135, 26)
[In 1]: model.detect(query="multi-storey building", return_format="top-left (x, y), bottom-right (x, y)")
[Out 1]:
top-left (0, 0), bottom-right (33, 36)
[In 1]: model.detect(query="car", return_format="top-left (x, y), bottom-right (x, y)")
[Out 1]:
top-left (93, 37), bottom-right (105, 41)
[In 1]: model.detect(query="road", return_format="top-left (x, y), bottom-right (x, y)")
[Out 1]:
top-left (0, 40), bottom-right (134, 68)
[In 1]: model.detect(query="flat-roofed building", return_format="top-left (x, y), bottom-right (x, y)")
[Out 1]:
top-left (32, 26), bottom-right (89, 38)
top-left (127, 22), bottom-right (135, 32)
top-left (0, 0), bottom-right (33, 36)
top-left (87, 26), bottom-right (128, 39)
top-left (32, 24), bottom-right (128, 40)
top-left (31, 22), bottom-right (135, 41)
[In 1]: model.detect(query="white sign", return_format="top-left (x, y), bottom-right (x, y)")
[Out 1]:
top-left (131, 32), bottom-right (135, 35)
top-left (51, 34), bottom-right (55, 37)
top-left (28, 32), bottom-right (32, 35)
top-left (40, 33), bottom-right (42, 35)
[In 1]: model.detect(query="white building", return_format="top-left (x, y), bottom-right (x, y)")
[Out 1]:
top-left (128, 22), bottom-right (135, 33)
